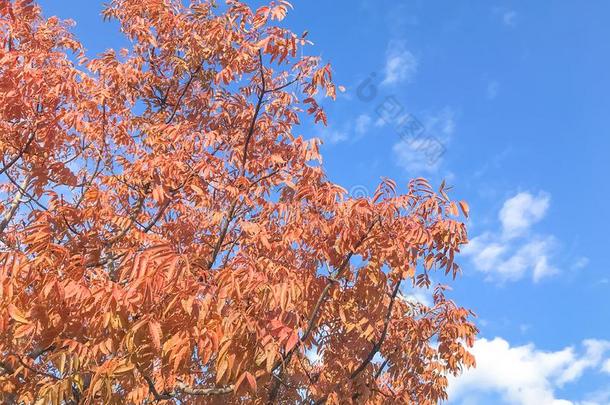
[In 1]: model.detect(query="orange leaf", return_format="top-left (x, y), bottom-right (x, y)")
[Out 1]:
top-left (148, 321), bottom-right (162, 351)
top-left (459, 200), bottom-right (470, 218)
top-left (285, 330), bottom-right (299, 352)
top-left (245, 371), bottom-right (257, 391)
top-left (8, 304), bottom-right (29, 324)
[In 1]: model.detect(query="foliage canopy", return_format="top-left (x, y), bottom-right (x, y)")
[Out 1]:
top-left (0, 1), bottom-right (476, 403)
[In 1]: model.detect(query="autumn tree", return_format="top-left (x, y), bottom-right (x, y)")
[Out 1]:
top-left (0, 0), bottom-right (477, 403)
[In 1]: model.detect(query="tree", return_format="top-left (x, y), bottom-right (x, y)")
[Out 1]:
top-left (0, 0), bottom-right (477, 403)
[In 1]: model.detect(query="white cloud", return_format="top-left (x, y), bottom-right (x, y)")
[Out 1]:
top-left (463, 233), bottom-right (557, 282)
top-left (463, 234), bottom-right (506, 273)
top-left (392, 107), bottom-right (455, 174)
top-left (399, 286), bottom-right (433, 307)
top-left (448, 337), bottom-right (610, 405)
top-left (317, 114), bottom-right (374, 145)
top-left (382, 40), bottom-right (418, 86)
top-left (558, 340), bottom-right (610, 385)
top-left (425, 107), bottom-right (456, 137)
top-left (355, 114), bottom-right (372, 135)
top-left (393, 138), bottom-right (442, 173)
top-left (498, 237), bottom-right (557, 282)
top-left (462, 191), bottom-right (559, 283)
top-left (499, 192), bottom-right (550, 239)
top-left (602, 359), bottom-right (610, 374)
top-left (320, 127), bottom-right (349, 145)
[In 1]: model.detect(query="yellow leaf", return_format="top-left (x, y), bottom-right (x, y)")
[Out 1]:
top-left (113, 362), bottom-right (135, 375)
top-left (216, 358), bottom-right (228, 383)
top-left (8, 304), bottom-right (29, 324)
top-left (58, 353), bottom-right (66, 375)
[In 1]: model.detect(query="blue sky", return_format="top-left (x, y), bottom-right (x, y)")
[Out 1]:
top-left (37, 1), bottom-right (610, 403)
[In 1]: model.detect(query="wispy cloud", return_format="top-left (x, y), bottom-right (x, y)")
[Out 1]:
top-left (318, 126), bottom-right (348, 145)
top-left (571, 257), bottom-right (590, 271)
top-left (603, 359), bottom-right (610, 374)
top-left (399, 283), bottom-right (434, 307)
top-left (319, 114), bottom-right (372, 145)
top-left (463, 191), bottom-right (561, 282)
top-left (354, 113), bottom-right (372, 136)
top-left (381, 40), bottom-right (418, 86)
top-left (393, 139), bottom-right (442, 173)
top-left (503, 10), bottom-right (518, 27)
top-left (493, 7), bottom-right (518, 28)
top-left (448, 337), bottom-right (610, 405)
top-left (392, 107), bottom-right (455, 173)
top-left (486, 80), bottom-right (500, 100)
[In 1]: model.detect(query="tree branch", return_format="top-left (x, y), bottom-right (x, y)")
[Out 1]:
top-left (313, 277), bottom-right (402, 405)
top-left (266, 77), bottom-right (299, 94)
top-left (207, 199), bottom-right (238, 270)
top-left (0, 174), bottom-right (32, 234)
top-left (0, 132), bottom-right (35, 175)
top-left (175, 382), bottom-right (233, 396)
top-left (288, 219), bottom-right (378, 362)
top-left (267, 219), bottom-right (379, 402)
top-left (106, 191), bottom-right (147, 245)
top-left (142, 374), bottom-right (233, 400)
top-left (140, 196), bottom-right (172, 233)
top-left (3, 171), bottom-right (47, 211)
top-left (143, 374), bottom-right (172, 401)
top-left (241, 50), bottom-right (266, 176)
top-left (349, 277), bottom-right (402, 379)
top-left (165, 65), bottom-right (203, 124)
top-left (206, 51), bottom-right (268, 270)
top-left (18, 359), bottom-right (58, 381)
